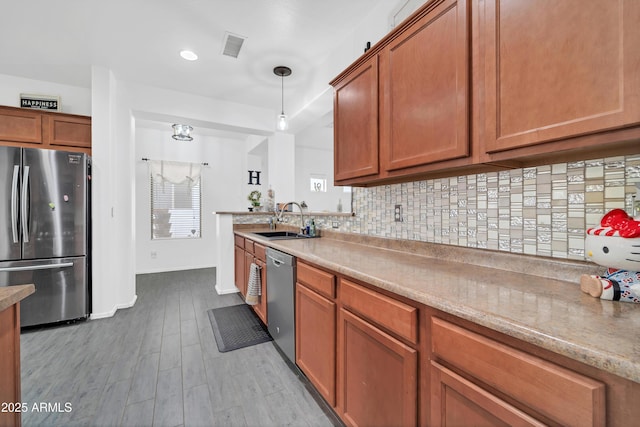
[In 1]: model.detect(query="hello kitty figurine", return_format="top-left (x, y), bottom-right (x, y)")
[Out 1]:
top-left (580, 209), bottom-right (640, 303)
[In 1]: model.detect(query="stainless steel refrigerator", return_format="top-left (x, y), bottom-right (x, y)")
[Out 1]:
top-left (0, 147), bottom-right (90, 327)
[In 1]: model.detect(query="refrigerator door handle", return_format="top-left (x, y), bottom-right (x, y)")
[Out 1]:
top-left (21, 165), bottom-right (30, 243)
top-left (0, 262), bottom-right (74, 272)
top-left (11, 165), bottom-right (19, 243)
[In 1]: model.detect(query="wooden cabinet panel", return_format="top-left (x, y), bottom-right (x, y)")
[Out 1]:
top-left (0, 304), bottom-right (22, 427)
top-left (0, 107), bottom-right (42, 144)
top-left (333, 55), bottom-right (379, 181)
top-left (430, 361), bottom-right (544, 427)
top-left (296, 282), bottom-right (336, 406)
top-left (244, 239), bottom-right (255, 255)
top-left (338, 308), bottom-right (418, 427)
top-left (234, 244), bottom-right (246, 296)
top-left (380, 0), bottom-right (469, 171)
top-left (234, 235), bottom-right (245, 249)
top-left (253, 258), bottom-right (267, 324)
top-left (482, 0), bottom-right (640, 153)
top-left (340, 278), bottom-right (418, 344)
top-left (43, 114), bottom-right (91, 149)
top-left (297, 261), bottom-right (335, 299)
top-left (254, 242), bottom-right (266, 261)
top-left (431, 317), bottom-right (605, 427)
top-left (242, 251), bottom-right (253, 298)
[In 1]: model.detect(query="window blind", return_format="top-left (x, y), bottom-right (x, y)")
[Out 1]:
top-left (150, 160), bottom-right (201, 239)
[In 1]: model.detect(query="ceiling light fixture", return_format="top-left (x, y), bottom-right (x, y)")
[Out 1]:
top-left (179, 50), bottom-right (198, 61)
top-left (273, 66), bottom-right (292, 131)
top-left (172, 124), bottom-right (193, 141)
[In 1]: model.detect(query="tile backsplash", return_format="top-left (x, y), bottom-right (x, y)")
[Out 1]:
top-left (343, 154), bottom-right (640, 261)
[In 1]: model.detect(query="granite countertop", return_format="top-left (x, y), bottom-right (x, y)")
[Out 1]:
top-left (0, 284), bottom-right (35, 313)
top-left (236, 229), bottom-right (640, 384)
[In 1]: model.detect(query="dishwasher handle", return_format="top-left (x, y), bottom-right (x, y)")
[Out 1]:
top-left (268, 255), bottom-right (285, 267)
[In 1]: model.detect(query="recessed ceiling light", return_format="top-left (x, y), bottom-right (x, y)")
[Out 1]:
top-left (180, 50), bottom-right (198, 61)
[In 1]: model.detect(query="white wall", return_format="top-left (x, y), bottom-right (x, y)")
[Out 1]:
top-left (268, 133), bottom-right (296, 205)
top-left (134, 127), bottom-right (248, 273)
top-left (0, 73), bottom-right (91, 115)
top-left (295, 124), bottom-right (349, 212)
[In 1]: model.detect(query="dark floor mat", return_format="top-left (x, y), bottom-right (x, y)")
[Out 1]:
top-left (207, 304), bottom-right (272, 352)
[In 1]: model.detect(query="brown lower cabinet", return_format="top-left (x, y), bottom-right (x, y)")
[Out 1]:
top-left (296, 282), bottom-right (336, 406)
top-left (252, 243), bottom-right (267, 324)
top-left (429, 317), bottom-right (605, 426)
top-left (233, 235), bottom-right (267, 324)
top-left (241, 246), bottom-right (640, 427)
top-left (338, 308), bottom-right (418, 427)
top-left (0, 303), bottom-right (22, 427)
top-left (233, 237), bottom-right (246, 297)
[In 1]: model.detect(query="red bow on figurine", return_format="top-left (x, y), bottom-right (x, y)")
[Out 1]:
top-left (600, 209), bottom-right (640, 238)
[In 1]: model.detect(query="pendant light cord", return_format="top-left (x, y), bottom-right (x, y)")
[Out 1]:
top-left (280, 73), bottom-right (285, 115)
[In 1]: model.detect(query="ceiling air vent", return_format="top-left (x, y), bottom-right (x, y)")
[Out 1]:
top-left (221, 32), bottom-right (246, 58)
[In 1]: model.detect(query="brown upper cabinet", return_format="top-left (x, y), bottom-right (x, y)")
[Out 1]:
top-left (0, 107), bottom-right (42, 144)
top-left (479, 0), bottom-right (640, 161)
top-left (332, 0), bottom-right (470, 185)
top-left (331, 0), bottom-right (640, 186)
top-left (0, 105), bottom-right (91, 154)
top-left (379, 0), bottom-right (469, 173)
top-left (43, 113), bottom-right (92, 149)
top-left (333, 55), bottom-right (380, 182)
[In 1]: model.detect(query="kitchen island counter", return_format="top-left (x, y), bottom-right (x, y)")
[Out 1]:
top-left (236, 229), bottom-right (640, 384)
top-left (0, 284), bottom-right (35, 312)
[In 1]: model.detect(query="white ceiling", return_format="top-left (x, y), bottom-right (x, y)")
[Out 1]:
top-left (1, 0), bottom-right (394, 134)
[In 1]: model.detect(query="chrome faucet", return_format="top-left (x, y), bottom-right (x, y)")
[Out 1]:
top-left (277, 202), bottom-right (305, 234)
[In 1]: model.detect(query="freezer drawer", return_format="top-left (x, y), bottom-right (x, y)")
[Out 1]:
top-left (0, 257), bottom-right (88, 327)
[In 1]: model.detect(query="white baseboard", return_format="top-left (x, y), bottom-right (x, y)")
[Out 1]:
top-left (89, 294), bottom-right (138, 320)
top-left (215, 284), bottom-right (240, 295)
top-left (136, 264), bottom-right (215, 275)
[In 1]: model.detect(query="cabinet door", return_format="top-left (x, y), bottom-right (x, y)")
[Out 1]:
top-left (242, 250), bottom-right (253, 298)
top-left (431, 317), bottom-right (605, 427)
top-left (380, 0), bottom-right (469, 171)
top-left (296, 283), bottom-right (336, 406)
top-left (482, 0), bottom-right (640, 153)
top-left (43, 114), bottom-right (92, 149)
top-left (430, 361), bottom-right (544, 427)
top-left (0, 304), bottom-right (22, 427)
top-left (0, 107), bottom-right (42, 144)
top-left (333, 55), bottom-right (379, 182)
top-left (337, 308), bottom-right (417, 427)
top-left (253, 258), bottom-right (267, 324)
top-left (234, 245), bottom-right (245, 295)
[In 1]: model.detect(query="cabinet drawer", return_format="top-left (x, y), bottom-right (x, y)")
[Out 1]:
top-left (340, 278), bottom-right (418, 344)
top-left (431, 317), bottom-right (605, 427)
top-left (254, 243), bottom-right (266, 261)
top-left (298, 261), bottom-right (335, 299)
top-left (245, 239), bottom-right (255, 254)
top-left (234, 235), bottom-right (244, 249)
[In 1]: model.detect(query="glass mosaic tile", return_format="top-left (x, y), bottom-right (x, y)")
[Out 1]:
top-left (342, 154), bottom-right (639, 261)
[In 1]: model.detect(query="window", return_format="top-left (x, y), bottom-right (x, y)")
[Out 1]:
top-left (310, 174), bottom-right (327, 192)
top-left (150, 160), bottom-right (201, 239)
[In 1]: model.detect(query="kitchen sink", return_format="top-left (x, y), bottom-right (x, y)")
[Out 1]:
top-left (251, 231), bottom-right (317, 240)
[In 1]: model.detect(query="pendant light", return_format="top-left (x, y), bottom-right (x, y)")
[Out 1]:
top-left (273, 66), bottom-right (292, 131)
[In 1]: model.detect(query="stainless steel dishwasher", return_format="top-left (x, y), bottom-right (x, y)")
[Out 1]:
top-left (266, 247), bottom-right (296, 363)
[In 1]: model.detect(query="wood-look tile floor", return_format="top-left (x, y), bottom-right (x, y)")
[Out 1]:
top-left (20, 268), bottom-right (334, 426)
